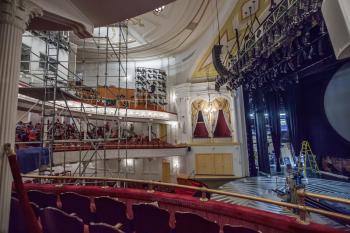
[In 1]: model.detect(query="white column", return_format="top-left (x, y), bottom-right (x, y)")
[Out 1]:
top-left (231, 92), bottom-right (239, 142)
top-left (148, 122), bottom-right (152, 142)
top-left (0, 1), bottom-right (41, 231)
top-left (235, 87), bottom-right (249, 177)
top-left (118, 121), bottom-right (121, 139)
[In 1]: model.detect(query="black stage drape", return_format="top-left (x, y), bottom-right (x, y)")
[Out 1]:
top-left (243, 90), bottom-right (258, 176)
top-left (281, 77), bottom-right (300, 158)
top-left (265, 91), bottom-right (281, 172)
top-left (297, 63), bottom-right (350, 165)
top-left (254, 90), bottom-right (270, 174)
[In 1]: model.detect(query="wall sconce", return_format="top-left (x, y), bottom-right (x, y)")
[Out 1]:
top-left (172, 157), bottom-right (180, 172)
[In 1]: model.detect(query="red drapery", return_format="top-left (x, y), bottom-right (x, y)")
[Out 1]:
top-left (214, 110), bottom-right (231, 137)
top-left (193, 111), bottom-right (209, 138)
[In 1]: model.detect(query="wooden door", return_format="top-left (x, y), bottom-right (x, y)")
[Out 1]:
top-left (196, 154), bottom-right (215, 175)
top-left (159, 124), bottom-right (167, 140)
top-left (219, 153), bottom-right (233, 175)
top-left (162, 160), bottom-right (171, 183)
top-left (196, 153), bottom-right (233, 175)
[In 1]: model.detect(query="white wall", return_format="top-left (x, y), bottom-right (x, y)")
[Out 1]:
top-left (21, 31), bottom-right (71, 86)
top-left (16, 110), bottom-right (41, 124)
top-left (95, 155), bottom-right (186, 182)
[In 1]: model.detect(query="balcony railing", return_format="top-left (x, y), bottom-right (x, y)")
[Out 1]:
top-left (22, 174), bottom-right (350, 224)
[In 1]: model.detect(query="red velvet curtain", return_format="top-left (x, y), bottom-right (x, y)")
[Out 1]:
top-left (193, 111), bottom-right (209, 138)
top-left (214, 110), bottom-right (231, 137)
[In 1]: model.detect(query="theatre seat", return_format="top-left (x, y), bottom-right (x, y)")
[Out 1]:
top-left (89, 222), bottom-right (123, 233)
top-left (223, 225), bottom-right (261, 233)
top-left (132, 203), bottom-right (171, 233)
top-left (94, 196), bottom-right (131, 233)
top-left (41, 207), bottom-right (84, 233)
top-left (173, 212), bottom-right (220, 233)
top-left (9, 197), bottom-right (40, 233)
top-left (11, 191), bottom-right (18, 198)
top-left (60, 192), bottom-right (93, 224)
top-left (9, 197), bottom-right (26, 233)
top-left (28, 190), bottom-right (57, 209)
top-left (31, 201), bottom-right (41, 219)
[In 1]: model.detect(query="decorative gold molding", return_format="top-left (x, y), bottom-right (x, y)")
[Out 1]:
top-left (191, 0), bottom-right (270, 80)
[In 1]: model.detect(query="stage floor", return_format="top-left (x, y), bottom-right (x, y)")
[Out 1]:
top-left (212, 176), bottom-right (350, 230)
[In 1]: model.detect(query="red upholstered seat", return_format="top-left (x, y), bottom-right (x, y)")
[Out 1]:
top-left (41, 207), bottom-right (84, 233)
top-left (223, 225), bottom-right (260, 233)
top-left (30, 201), bottom-right (41, 219)
top-left (94, 196), bottom-right (131, 233)
top-left (28, 190), bottom-right (57, 209)
top-left (9, 197), bottom-right (40, 233)
top-left (89, 222), bottom-right (123, 233)
top-left (175, 178), bottom-right (210, 198)
top-left (173, 212), bottom-right (220, 233)
top-left (11, 191), bottom-right (18, 198)
top-left (9, 197), bottom-right (27, 233)
top-left (60, 192), bottom-right (93, 224)
top-left (132, 203), bottom-right (171, 233)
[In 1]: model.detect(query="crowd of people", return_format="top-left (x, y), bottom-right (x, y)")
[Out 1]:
top-left (16, 120), bottom-right (168, 149)
top-left (15, 121), bottom-right (41, 144)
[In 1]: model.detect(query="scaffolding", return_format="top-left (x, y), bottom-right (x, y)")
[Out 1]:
top-left (18, 22), bottom-right (130, 178)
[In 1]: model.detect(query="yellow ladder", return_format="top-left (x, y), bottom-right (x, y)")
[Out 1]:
top-left (298, 141), bottom-right (320, 174)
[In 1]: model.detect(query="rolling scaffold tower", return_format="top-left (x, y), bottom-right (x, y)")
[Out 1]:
top-left (18, 22), bottom-right (129, 178)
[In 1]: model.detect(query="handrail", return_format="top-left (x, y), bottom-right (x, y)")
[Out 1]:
top-left (299, 190), bottom-right (350, 205)
top-left (22, 175), bottom-right (350, 222)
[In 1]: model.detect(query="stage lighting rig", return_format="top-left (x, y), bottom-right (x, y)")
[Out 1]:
top-left (213, 0), bottom-right (328, 92)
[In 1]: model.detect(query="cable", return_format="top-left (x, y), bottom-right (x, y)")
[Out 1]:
top-left (215, 0), bottom-right (221, 45)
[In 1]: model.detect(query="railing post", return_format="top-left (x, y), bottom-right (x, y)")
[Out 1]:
top-left (296, 188), bottom-right (309, 224)
top-left (147, 183), bottom-right (155, 193)
top-left (199, 187), bottom-right (208, 202)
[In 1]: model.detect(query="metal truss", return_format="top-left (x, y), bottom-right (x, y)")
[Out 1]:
top-left (215, 0), bottom-right (324, 90)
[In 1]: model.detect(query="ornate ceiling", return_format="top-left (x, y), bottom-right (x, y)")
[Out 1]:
top-left (126, 0), bottom-right (212, 59)
top-left (74, 0), bottom-right (233, 61)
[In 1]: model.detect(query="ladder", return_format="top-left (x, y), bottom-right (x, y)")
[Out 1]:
top-left (40, 32), bottom-right (61, 174)
top-left (298, 141), bottom-right (320, 175)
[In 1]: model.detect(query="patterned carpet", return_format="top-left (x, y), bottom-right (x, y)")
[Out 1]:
top-left (212, 176), bottom-right (350, 230)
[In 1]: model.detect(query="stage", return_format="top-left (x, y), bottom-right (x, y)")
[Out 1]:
top-left (212, 176), bottom-right (350, 230)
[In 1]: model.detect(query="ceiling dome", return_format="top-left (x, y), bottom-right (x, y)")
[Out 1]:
top-left (74, 0), bottom-right (229, 60)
